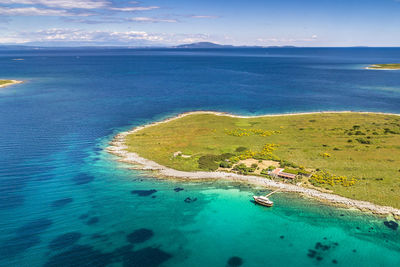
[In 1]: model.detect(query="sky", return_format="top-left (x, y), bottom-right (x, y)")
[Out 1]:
top-left (0, 0), bottom-right (400, 47)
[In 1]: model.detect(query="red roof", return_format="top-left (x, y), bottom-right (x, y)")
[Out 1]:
top-left (278, 172), bottom-right (296, 179)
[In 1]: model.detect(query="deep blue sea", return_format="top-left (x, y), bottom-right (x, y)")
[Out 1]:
top-left (1, 48), bottom-right (400, 267)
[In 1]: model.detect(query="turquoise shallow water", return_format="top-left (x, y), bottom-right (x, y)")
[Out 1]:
top-left (0, 48), bottom-right (400, 266)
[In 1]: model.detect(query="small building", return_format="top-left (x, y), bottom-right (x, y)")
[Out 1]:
top-left (277, 172), bottom-right (296, 179)
top-left (270, 168), bottom-right (296, 179)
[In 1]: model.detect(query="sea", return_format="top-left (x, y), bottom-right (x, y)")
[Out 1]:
top-left (1, 47), bottom-right (400, 267)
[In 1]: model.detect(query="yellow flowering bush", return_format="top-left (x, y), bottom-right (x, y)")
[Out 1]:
top-left (236, 144), bottom-right (279, 160)
top-left (310, 171), bottom-right (357, 187)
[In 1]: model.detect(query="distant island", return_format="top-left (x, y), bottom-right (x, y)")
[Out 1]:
top-left (174, 42), bottom-right (270, 49)
top-left (0, 42), bottom-right (277, 50)
top-left (174, 42), bottom-right (235, 49)
top-left (0, 80), bottom-right (23, 88)
top-left (366, 64), bottom-right (400, 70)
top-left (108, 111), bottom-right (400, 217)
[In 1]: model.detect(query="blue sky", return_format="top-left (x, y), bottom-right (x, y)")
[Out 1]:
top-left (0, 0), bottom-right (400, 46)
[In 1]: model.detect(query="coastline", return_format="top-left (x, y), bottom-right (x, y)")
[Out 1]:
top-left (365, 64), bottom-right (400, 70)
top-left (365, 67), bottom-right (400, 70)
top-left (107, 110), bottom-right (400, 218)
top-left (0, 80), bottom-right (23, 88)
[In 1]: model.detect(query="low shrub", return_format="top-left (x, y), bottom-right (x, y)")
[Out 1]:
top-left (233, 163), bottom-right (256, 175)
top-left (219, 161), bottom-right (233, 168)
top-left (355, 138), bottom-right (371, 144)
top-left (279, 159), bottom-right (298, 168)
top-left (198, 153), bottom-right (235, 171)
top-left (198, 155), bottom-right (219, 171)
top-left (235, 146), bottom-right (248, 152)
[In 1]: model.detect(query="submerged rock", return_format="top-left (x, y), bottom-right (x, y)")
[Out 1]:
top-left (384, 220), bottom-right (398, 231)
top-left (307, 249), bottom-right (317, 258)
top-left (127, 228), bottom-right (154, 244)
top-left (122, 247), bottom-right (172, 267)
top-left (227, 256), bottom-right (243, 266)
top-left (174, 187), bottom-right (184, 192)
top-left (86, 217), bottom-right (99, 225)
top-left (131, 189), bottom-right (157, 196)
top-left (0, 218), bottom-right (53, 257)
top-left (48, 232), bottom-right (81, 250)
top-left (51, 198), bottom-right (73, 208)
top-left (307, 239), bottom-right (338, 262)
top-left (315, 242), bottom-right (330, 251)
top-left (44, 245), bottom-right (112, 267)
top-left (184, 197), bottom-right (197, 203)
top-left (73, 173), bottom-right (95, 185)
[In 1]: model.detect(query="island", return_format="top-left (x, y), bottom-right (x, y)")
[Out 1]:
top-left (366, 64), bottom-right (400, 70)
top-left (0, 79), bottom-right (23, 88)
top-left (107, 111), bottom-right (400, 217)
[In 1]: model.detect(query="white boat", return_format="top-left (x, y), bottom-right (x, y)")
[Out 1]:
top-left (253, 188), bottom-right (280, 207)
top-left (253, 196), bottom-right (274, 207)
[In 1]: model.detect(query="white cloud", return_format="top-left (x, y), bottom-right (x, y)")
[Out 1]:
top-left (0, 0), bottom-right (109, 9)
top-left (0, 6), bottom-right (87, 16)
top-left (0, 28), bottom-right (220, 46)
top-left (256, 35), bottom-right (319, 45)
top-left (10, 28), bottom-right (165, 44)
top-left (129, 17), bottom-right (177, 23)
top-left (0, 36), bottom-right (28, 43)
top-left (190, 15), bottom-right (218, 19)
top-left (109, 6), bottom-right (159, 12)
top-left (178, 34), bottom-right (211, 44)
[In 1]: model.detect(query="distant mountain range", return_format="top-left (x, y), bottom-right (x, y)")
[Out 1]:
top-left (0, 42), bottom-right (262, 50)
top-left (174, 42), bottom-right (235, 48)
top-left (0, 42), bottom-right (377, 50)
top-left (174, 42), bottom-right (268, 49)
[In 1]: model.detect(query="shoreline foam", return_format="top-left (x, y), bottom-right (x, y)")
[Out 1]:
top-left (106, 111), bottom-right (400, 218)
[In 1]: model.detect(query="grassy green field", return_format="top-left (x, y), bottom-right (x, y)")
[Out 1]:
top-left (0, 80), bottom-right (14, 86)
top-left (368, 64), bottom-right (400, 70)
top-left (125, 112), bottom-right (400, 208)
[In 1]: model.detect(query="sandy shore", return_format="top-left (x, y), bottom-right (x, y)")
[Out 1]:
top-left (0, 80), bottom-right (23, 88)
top-left (106, 110), bottom-right (400, 217)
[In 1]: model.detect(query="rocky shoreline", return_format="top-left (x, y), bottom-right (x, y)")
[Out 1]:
top-left (106, 111), bottom-right (400, 218)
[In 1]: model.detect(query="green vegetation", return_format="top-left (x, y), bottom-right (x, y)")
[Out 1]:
top-left (310, 171), bottom-right (357, 187)
top-left (125, 112), bottom-right (400, 208)
top-left (198, 153), bottom-right (234, 171)
top-left (367, 64), bottom-right (400, 70)
top-left (233, 163), bottom-right (256, 174)
top-left (0, 80), bottom-right (14, 86)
